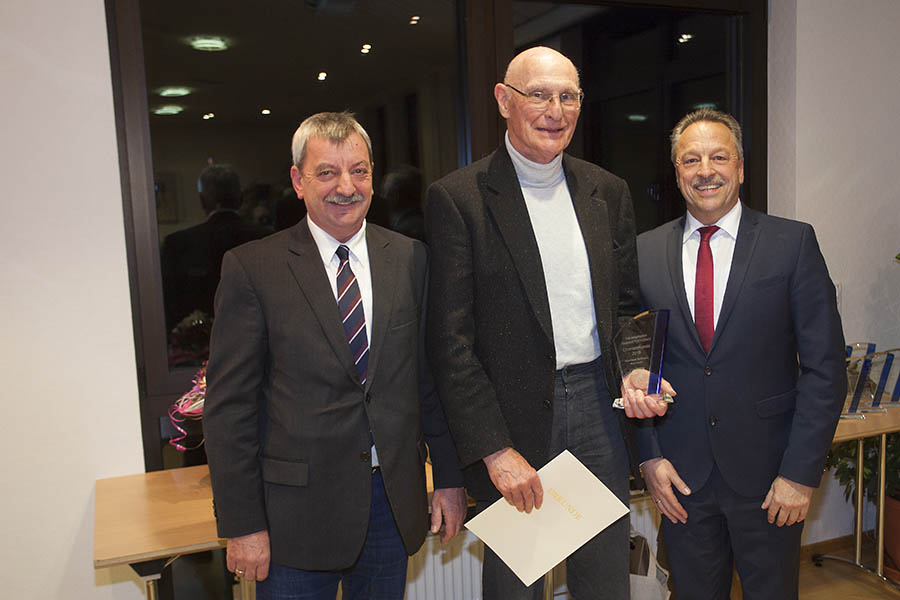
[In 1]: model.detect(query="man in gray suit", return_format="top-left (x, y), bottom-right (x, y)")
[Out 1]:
top-left (203, 112), bottom-right (466, 599)
top-left (424, 47), bottom-right (668, 599)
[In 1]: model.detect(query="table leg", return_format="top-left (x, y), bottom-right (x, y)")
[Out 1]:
top-left (129, 558), bottom-right (167, 600)
top-left (240, 576), bottom-right (255, 600)
top-left (877, 433), bottom-right (887, 577)
top-left (144, 577), bottom-right (159, 600)
top-left (855, 437), bottom-right (864, 565)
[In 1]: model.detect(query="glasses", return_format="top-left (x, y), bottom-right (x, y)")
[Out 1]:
top-left (504, 83), bottom-right (584, 109)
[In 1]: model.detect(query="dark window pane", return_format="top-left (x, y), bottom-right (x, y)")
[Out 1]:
top-left (139, 0), bottom-right (461, 368)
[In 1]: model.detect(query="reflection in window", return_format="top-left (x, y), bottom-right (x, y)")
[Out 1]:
top-left (513, 2), bottom-right (739, 233)
top-left (139, 1), bottom-right (461, 367)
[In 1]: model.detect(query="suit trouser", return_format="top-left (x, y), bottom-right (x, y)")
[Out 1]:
top-left (661, 462), bottom-right (803, 600)
top-left (256, 469), bottom-right (408, 600)
top-left (481, 357), bottom-right (631, 600)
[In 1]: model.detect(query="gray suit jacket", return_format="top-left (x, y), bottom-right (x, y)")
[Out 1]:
top-left (203, 219), bottom-right (462, 570)
top-left (635, 206), bottom-right (846, 496)
top-left (424, 146), bottom-right (641, 500)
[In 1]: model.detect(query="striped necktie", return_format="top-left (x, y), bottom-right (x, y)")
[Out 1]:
top-left (336, 245), bottom-right (369, 385)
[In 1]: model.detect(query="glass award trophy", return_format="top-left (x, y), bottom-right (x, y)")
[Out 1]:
top-left (612, 310), bottom-right (673, 410)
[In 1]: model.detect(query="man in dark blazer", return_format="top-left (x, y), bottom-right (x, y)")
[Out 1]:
top-left (202, 112), bottom-right (466, 599)
top-left (160, 164), bottom-right (269, 333)
top-left (636, 108), bottom-right (846, 599)
top-left (425, 47), bottom-right (667, 600)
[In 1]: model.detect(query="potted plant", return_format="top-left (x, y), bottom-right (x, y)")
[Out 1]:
top-left (825, 431), bottom-right (900, 579)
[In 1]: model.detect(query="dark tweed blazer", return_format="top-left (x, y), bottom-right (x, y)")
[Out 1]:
top-left (424, 145), bottom-right (641, 500)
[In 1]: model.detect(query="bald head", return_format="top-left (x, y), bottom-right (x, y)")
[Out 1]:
top-left (504, 46), bottom-right (580, 89)
top-left (495, 46), bottom-right (582, 164)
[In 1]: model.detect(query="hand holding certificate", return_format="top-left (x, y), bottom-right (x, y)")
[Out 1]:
top-left (464, 451), bottom-right (630, 587)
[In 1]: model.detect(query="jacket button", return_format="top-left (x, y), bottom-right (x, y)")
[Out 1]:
top-left (360, 450), bottom-right (371, 461)
top-left (704, 366), bottom-right (713, 376)
top-left (543, 399), bottom-right (552, 408)
top-left (709, 416), bottom-right (718, 427)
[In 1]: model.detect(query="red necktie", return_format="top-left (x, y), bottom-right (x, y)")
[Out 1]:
top-left (694, 226), bottom-right (719, 354)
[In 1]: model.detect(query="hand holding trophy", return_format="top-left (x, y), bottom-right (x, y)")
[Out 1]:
top-left (613, 310), bottom-right (675, 414)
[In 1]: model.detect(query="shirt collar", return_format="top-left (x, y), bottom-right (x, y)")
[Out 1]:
top-left (306, 217), bottom-right (368, 266)
top-left (683, 200), bottom-right (742, 244)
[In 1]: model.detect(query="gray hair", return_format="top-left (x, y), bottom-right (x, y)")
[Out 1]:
top-left (291, 111), bottom-right (373, 169)
top-left (670, 108), bottom-right (743, 165)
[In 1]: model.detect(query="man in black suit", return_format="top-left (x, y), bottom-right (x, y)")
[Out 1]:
top-left (202, 112), bottom-right (466, 599)
top-left (636, 108), bottom-right (846, 599)
top-left (425, 47), bottom-right (667, 600)
top-left (161, 165), bottom-right (269, 333)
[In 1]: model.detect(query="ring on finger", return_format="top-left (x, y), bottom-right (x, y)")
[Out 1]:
top-left (236, 569), bottom-right (245, 576)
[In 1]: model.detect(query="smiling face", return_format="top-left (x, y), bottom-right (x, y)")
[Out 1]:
top-left (290, 132), bottom-right (373, 242)
top-left (495, 47), bottom-right (581, 164)
top-left (674, 121), bottom-right (744, 225)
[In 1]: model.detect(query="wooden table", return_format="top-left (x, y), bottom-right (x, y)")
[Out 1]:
top-left (94, 463), bottom-right (442, 598)
top-left (94, 465), bottom-right (228, 599)
top-left (815, 406), bottom-right (900, 590)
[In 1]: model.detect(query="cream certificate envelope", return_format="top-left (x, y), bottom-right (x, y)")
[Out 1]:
top-left (464, 449), bottom-right (629, 587)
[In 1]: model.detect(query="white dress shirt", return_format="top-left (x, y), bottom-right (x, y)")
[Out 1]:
top-left (681, 201), bottom-right (742, 328)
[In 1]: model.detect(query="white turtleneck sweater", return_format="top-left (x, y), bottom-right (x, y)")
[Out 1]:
top-left (505, 133), bottom-right (601, 369)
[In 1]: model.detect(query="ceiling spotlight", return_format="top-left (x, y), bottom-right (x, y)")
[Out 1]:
top-left (409, 15), bottom-right (420, 25)
top-left (188, 36), bottom-right (229, 51)
top-left (261, 109), bottom-right (271, 115)
top-left (361, 43), bottom-right (371, 54)
top-left (627, 114), bottom-right (648, 122)
top-left (677, 33), bottom-right (693, 44)
top-left (317, 72), bottom-right (327, 81)
top-left (153, 105), bottom-right (183, 115)
top-left (158, 87), bottom-right (191, 98)
top-left (202, 112), bottom-right (215, 120)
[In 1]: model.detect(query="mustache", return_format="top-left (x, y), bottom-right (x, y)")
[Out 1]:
top-left (324, 192), bottom-right (366, 205)
top-left (692, 175), bottom-right (725, 188)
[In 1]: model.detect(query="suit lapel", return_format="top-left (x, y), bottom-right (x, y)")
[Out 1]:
top-left (484, 147), bottom-right (553, 344)
top-left (666, 216), bottom-right (704, 354)
top-left (710, 205), bottom-right (760, 354)
top-left (564, 157), bottom-right (613, 349)
top-left (285, 219), bottom-right (360, 385)
top-left (365, 226), bottom-right (395, 392)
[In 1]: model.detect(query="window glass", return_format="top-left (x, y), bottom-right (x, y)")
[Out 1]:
top-left (513, 2), bottom-right (740, 232)
top-left (140, 0), bottom-right (461, 368)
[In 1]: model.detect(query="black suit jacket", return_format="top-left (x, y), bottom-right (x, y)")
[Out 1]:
top-left (635, 206), bottom-right (846, 496)
top-left (424, 146), bottom-right (641, 500)
top-left (202, 219), bottom-right (462, 570)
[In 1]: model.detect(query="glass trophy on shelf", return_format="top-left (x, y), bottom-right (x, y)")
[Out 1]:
top-left (612, 309), bottom-right (673, 410)
top-left (843, 342), bottom-right (875, 418)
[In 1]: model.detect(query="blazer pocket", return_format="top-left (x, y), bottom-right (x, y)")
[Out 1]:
top-left (748, 274), bottom-right (785, 290)
top-left (390, 305), bottom-right (418, 330)
top-left (261, 456), bottom-right (309, 487)
top-left (755, 389), bottom-right (797, 418)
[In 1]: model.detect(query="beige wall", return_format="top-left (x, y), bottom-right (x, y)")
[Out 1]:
top-left (0, 1), bottom-right (145, 598)
top-left (769, 0), bottom-right (900, 544)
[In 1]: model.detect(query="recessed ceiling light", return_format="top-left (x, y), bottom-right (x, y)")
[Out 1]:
top-left (317, 72), bottom-right (327, 81)
top-left (677, 33), bottom-right (693, 44)
top-left (153, 105), bottom-right (183, 115)
top-left (202, 112), bottom-right (215, 120)
top-left (627, 114), bottom-right (648, 122)
top-left (188, 36), bottom-right (229, 51)
top-left (261, 109), bottom-right (271, 115)
top-left (361, 43), bottom-right (371, 54)
top-left (158, 87), bottom-right (191, 98)
top-left (409, 15), bottom-right (420, 25)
